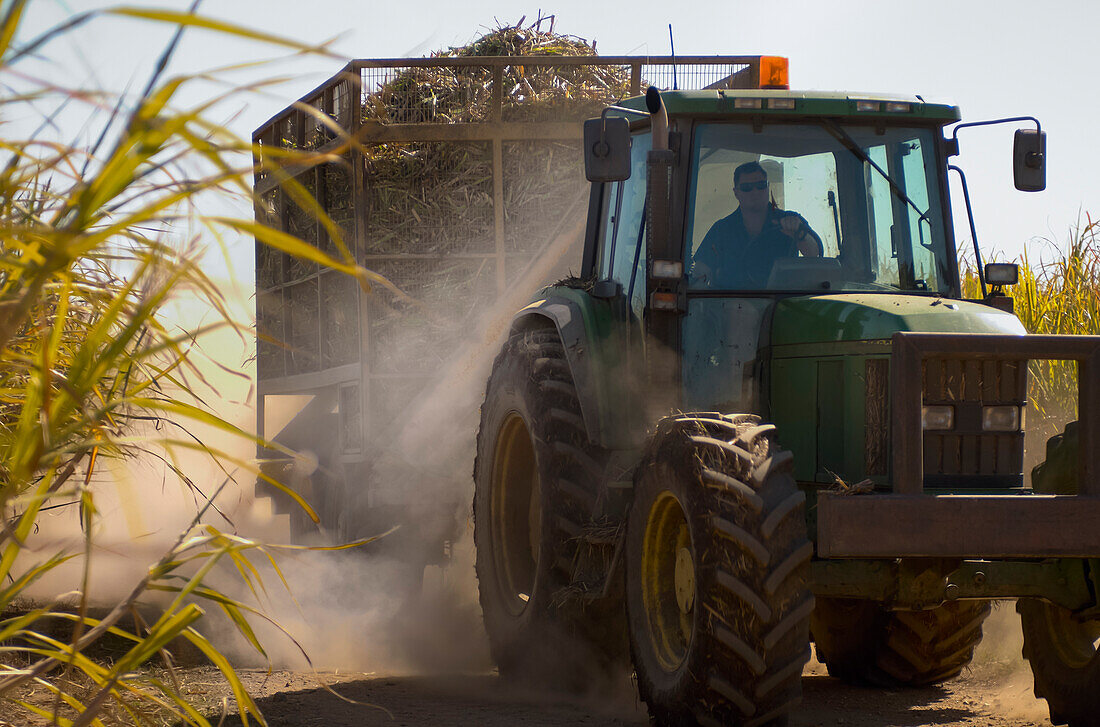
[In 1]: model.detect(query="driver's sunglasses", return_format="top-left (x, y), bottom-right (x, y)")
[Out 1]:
top-left (737, 180), bottom-right (769, 193)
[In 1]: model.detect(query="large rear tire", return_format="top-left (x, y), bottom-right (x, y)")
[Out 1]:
top-left (811, 598), bottom-right (990, 686)
top-left (626, 414), bottom-right (813, 726)
top-left (473, 327), bottom-right (622, 684)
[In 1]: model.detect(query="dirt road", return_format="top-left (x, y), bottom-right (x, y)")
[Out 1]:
top-left (201, 659), bottom-right (1046, 727)
top-left (198, 607), bottom-right (1052, 727)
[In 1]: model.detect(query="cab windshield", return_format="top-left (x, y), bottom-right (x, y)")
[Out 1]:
top-left (686, 122), bottom-right (952, 294)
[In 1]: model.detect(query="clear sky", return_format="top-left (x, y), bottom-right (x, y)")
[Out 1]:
top-left (15, 0), bottom-right (1100, 271)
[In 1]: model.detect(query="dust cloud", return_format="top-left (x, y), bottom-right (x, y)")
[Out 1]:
top-left (198, 535), bottom-right (491, 674)
top-left (967, 601), bottom-right (1050, 723)
top-left (10, 193), bottom-right (591, 694)
top-left (14, 278), bottom-right (272, 608)
top-left (194, 213), bottom-right (587, 674)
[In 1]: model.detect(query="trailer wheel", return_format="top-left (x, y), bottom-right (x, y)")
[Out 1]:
top-left (811, 598), bottom-right (990, 686)
top-left (626, 414), bottom-right (813, 726)
top-left (473, 327), bottom-right (621, 684)
top-left (1018, 598), bottom-right (1100, 726)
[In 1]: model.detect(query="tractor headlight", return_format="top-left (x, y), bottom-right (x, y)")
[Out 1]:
top-left (652, 260), bottom-right (683, 279)
top-left (921, 405), bottom-right (954, 430)
top-left (982, 405), bottom-right (1022, 432)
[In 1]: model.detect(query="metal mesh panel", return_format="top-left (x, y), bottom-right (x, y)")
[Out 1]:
top-left (333, 78), bottom-right (353, 128)
top-left (333, 213), bottom-right (356, 259)
top-left (366, 257), bottom-right (497, 375)
top-left (278, 115), bottom-right (298, 147)
top-left (285, 169), bottom-right (319, 281)
top-left (287, 169), bottom-right (318, 244)
top-left (643, 63), bottom-right (752, 90)
top-left (270, 91), bottom-right (343, 150)
top-left (323, 159), bottom-right (354, 211)
top-left (256, 241), bottom-right (286, 292)
top-left (320, 270), bottom-right (360, 369)
top-left (257, 289), bottom-right (285, 380)
top-left (286, 278), bottom-right (320, 375)
top-left (361, 142), bottom-right (494, 256)
top-left (362, 66), bottom-right (495, 123)
top-left (319, 158), bottom-right (357, 259)
top-left (361, 61), bottom-right (636, 124)
top-left (302, 108), bottom-right (329, 151)
top-left (502, 140), bottom-right (586, 254)
top-left (338, 383), bottom-right (362, 453)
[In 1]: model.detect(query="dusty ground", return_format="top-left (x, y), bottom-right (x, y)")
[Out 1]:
top-left (0, 608), bottom-right (1054, 727)
top-left (179, 606), bottom-right (1052, 727)
top-left (3, 552), bottom-right (1056, 727)
top-left (184, 651), bottom-right (1049, 727)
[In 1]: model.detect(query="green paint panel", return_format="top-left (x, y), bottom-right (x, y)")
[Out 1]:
top-left (770, 357), bottom-right (817, 482)
top-left (772, 294), bottom-right (1026, 347)
top-left (772, 349), bottom-right (887, 487)
top-left (770, 349), bottom-right (888, 483)
top-left (769, 294), bottom-right (1027, 490)
top-left (816, 360), bottom-right (845, 479)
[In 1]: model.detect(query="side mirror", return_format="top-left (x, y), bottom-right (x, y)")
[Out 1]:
top-left (1013, 129), bottom-right (1046, 192)
top-left (583, 117), bottom-right (631, 182)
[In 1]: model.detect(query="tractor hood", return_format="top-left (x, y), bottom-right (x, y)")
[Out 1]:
top-left (770, 294), bottom-right (1026, 346)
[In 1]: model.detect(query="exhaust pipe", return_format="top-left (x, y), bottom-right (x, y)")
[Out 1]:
top-left (646, 86), bottom-right (668, 151)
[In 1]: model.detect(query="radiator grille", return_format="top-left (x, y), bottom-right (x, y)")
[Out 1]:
top-left (865, 358), bottom-right (889, 476)
top-left (921, 357), bottom-right (1027, 486)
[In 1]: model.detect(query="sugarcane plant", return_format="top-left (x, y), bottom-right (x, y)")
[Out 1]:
top-left (0, 2), bottom-right (383, 724)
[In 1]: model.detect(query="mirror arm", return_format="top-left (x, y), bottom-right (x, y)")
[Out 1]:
top-left (601, 105), bottom-right (649, 119)
top-left (949, 115), bottom-right (1042, 159)
top-left (591, 106), bottom-right (647, 162)
top-left (948, 163), bottom-right (987, 298)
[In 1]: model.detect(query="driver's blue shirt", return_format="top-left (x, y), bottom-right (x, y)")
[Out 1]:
top-left (690, 206), bottom-right (819, 289)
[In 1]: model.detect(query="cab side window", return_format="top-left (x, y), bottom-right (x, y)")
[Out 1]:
top-left (596, 132), bottom-right (652, 313)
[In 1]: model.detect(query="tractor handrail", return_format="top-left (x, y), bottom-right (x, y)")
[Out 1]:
top-left (891, 331), bottom-right (1100, 495)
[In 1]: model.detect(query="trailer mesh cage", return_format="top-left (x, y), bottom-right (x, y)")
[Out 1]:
top-left (252, 55), bottom-right (770, 461)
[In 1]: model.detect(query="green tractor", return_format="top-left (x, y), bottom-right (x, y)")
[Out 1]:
top-left (473, 57), bottom-right (1100, 726)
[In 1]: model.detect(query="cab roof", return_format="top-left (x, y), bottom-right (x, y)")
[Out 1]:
top-left (614, 89), bottom-right (961, 123)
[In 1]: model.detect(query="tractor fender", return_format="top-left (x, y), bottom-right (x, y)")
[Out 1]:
top-left (511, 293), bottom-right (608, 448)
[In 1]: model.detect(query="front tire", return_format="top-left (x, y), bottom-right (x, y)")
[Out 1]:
top-left (1018, 594), bottom-right (1100, 726)
top-left (1033, 420), bottom-right (1079, 494)
top-left (1021, 420), bottom-right (1100, 726)
top-left (626, 414), bottom-right (813, 726)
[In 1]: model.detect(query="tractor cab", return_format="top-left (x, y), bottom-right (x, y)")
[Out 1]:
top-left (581, 71), bottom-right (1039, 444)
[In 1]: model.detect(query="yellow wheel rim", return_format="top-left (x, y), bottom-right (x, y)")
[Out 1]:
top-left (1041, 603), bottom-right (1100, 669)
top-left (491, 413), bottom-right (540, 616)
top-left (641, 491), bottom-right (694, 672)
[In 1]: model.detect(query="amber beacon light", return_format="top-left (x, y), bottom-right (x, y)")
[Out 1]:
top-left (759, 56), bottom-right (790, 89)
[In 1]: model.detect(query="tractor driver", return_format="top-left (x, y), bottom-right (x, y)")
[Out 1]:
top-left (690, 161), bottom-right (823, 289)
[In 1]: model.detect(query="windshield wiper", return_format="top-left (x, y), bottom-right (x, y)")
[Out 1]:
top-left (818, 119), bottom-right (932, 240)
